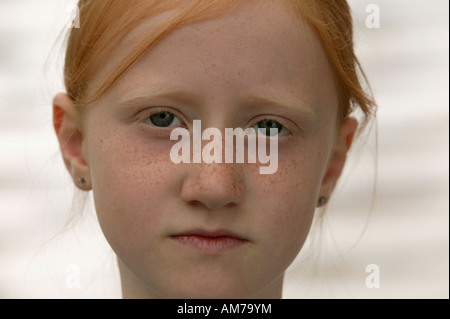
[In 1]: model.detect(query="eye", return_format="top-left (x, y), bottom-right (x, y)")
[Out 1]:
top-left (253, 119), bottom-right (290, 137)
top-left (143, 111), bottom-right (183, 128)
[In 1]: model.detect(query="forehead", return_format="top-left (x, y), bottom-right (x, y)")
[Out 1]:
top-left (95, 0), bottom-right (336, 111)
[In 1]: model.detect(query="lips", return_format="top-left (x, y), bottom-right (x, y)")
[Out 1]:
top-left (170, 229), bottom-right (248, 253)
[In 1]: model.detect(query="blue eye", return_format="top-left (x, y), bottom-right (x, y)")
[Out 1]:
top-left (144, 111), bottom-right (183, 127)
top-left (253, 119), bottom-right (290, 136)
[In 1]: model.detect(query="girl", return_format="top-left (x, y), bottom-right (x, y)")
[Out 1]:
top-left (53, 0), bottom-right (376, 298)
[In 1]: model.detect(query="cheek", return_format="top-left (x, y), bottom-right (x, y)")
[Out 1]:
top-left (85, 128), bottom-right (178, 248)
top-left (255, 144), bottom-right (326, 211)
top-left (250, 145), bottom-right (328, 257)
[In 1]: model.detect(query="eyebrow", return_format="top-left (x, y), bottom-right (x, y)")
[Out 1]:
top-left (241, 92), bottom-right (316, 119)
top-left (117, 84), bottom-right (317, 122)
top-left (117, 84), bottom-right (199, 107)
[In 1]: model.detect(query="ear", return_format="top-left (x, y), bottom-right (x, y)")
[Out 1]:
top-left (53, 93), bottom-right (91, 190)
top-left (318, 116), bottom-right (358, 206)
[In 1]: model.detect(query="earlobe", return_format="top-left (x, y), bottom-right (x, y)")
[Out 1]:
top-left (53, 93), bottom-right (91, 190)
top-left (317, 117), bottom-right (358, 206)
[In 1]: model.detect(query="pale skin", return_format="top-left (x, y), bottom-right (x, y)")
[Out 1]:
top-left (53, 0), bottom-right (357, 298)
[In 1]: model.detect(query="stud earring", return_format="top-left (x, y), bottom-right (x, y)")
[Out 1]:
top-left (318, 196), bottom-right (327, 206)
top-left (77, 177), bottom-right (87, 187)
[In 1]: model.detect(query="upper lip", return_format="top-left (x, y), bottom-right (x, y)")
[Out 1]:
top-left (171, 228), bottom-right (248, 241)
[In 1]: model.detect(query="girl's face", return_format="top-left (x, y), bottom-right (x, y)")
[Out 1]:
top-left (57, 0), bottom-right (356, 298)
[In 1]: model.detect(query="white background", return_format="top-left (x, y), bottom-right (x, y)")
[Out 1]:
top-left (0, 0), bottom-right (448, 298)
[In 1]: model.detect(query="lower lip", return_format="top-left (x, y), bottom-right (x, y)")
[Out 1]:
top-left (170, 235), bottom-right (247, 253)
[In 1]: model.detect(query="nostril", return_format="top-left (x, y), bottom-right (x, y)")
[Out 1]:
top-left (185, 200), bottom-right (203, 209)
top-left (185, 199), bottom-right (237, 211)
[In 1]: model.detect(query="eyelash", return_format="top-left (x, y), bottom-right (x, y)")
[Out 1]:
top-left (140, 109), bottom-right (291, 137)
top-left (142, 109), bottom-right (184, 128)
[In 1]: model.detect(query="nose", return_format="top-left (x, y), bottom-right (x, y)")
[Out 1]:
top-left (180, 162), bottom-right (244, 211)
